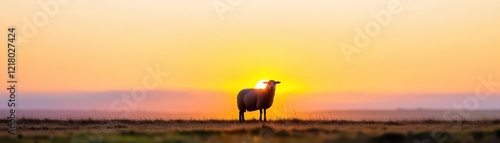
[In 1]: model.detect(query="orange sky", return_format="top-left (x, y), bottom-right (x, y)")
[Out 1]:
top-left (1, 0), bottom-right (500, 114)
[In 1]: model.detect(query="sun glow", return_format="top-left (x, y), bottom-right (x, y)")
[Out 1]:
top-left (255, 79), bottom-right (269, 89)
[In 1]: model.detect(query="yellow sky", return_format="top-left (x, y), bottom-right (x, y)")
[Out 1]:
top-left (1, 0), bottom-right (500, 112)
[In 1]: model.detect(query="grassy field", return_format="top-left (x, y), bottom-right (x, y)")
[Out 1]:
top-left (1, 119), bottom-right (500, 143)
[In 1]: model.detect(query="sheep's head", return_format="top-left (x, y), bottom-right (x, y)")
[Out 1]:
top-left (263, 80), bottom-right (281, 90)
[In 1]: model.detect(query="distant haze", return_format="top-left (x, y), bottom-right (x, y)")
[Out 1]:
top-left (1, 91), bottom-right (500, 113)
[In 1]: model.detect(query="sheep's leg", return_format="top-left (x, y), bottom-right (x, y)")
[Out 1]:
top-left (242, 111), bottom-right (245, 122)
top-left (259, 109), bottom-right (263, 121)
top-left (264, 109), bottom-right (267, 122)
top-left (239, 110), bottom-right (245, 122)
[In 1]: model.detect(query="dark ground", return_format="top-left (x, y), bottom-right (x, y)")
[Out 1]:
top-left (1, 118), bottom-right (500, 143)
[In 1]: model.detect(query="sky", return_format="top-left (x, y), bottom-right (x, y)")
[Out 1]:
top-left (0, 0), bottom-right (500, 118)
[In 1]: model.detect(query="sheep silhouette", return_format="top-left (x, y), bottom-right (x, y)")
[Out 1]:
top-left (237, 80), bottom-right (281, 122)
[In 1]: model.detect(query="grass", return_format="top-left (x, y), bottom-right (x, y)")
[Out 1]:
top-left (1, 118), bottom-right (500, 143)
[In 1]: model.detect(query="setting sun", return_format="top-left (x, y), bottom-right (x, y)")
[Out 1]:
top-left (255, 79), bottom-right (269, 89)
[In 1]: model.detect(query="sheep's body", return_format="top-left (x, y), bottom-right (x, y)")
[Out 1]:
top-left (237, 89), bottom-right (274, 112)
top-left (237, 80), bottom-right (280, 122)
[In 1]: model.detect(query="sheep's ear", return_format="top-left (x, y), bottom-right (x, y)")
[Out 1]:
top-left (263, 81), bottom-right (269, 84)
top-left (275, 81), bottom-right (281, 84)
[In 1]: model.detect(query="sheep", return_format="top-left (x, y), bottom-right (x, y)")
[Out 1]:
top-left (237, 80), bottom-right (281, 122)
